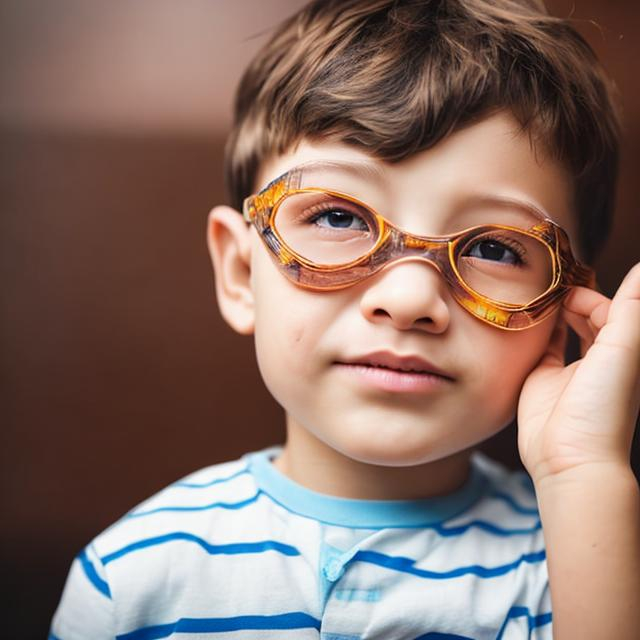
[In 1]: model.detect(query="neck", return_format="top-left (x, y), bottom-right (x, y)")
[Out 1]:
top-left (272, 415), bottom-right (473, 500)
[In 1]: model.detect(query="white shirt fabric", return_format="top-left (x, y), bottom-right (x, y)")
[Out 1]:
top-left (49, 445), bottom-right (552, 640)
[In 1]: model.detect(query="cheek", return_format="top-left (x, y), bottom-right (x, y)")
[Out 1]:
top-left (462, 316), bottom-right (556, 420)
top-left (250, 247), bottom-right (333, 381)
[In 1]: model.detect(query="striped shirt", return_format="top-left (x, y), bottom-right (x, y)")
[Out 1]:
top-left (49, 445), bottom-right (552, 640)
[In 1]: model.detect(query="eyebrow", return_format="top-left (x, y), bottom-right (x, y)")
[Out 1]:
top-left (285, 159), bottom-right (387, 182)
top-left (271, 162), bottom-right (555, 226)
top-left (467, 194), bottom-right (552, 223)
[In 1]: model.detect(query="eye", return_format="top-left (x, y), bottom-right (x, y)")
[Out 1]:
top-left (463, 237), bottom-right (526, 265)
top-left (308, 208), bottom-right (370, 231)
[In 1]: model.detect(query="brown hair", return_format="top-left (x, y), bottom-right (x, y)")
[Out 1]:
top-left (225, 0), bottom-right (621, 263)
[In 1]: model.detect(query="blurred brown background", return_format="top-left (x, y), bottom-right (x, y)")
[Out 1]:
top-left (1, 1), bottom-right (638, 637)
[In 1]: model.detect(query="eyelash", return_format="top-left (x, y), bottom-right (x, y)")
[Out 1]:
top-left (303, 201), bottom-right (366, 222)
top-left (294, 200), bottom-right (529, 264)
top-left (466, 234), bottom-right (528, 265)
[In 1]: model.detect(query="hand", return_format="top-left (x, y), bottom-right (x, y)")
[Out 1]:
top-left (517, 262), bottom-right (640, 484)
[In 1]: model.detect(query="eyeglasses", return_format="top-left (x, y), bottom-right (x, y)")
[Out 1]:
top-left (243, 164), bottom-right (594, 330)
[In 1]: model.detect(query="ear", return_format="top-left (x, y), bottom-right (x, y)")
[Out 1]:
top-left (206, 205), bottom-right (255, 335)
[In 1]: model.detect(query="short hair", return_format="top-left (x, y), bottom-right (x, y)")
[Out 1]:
top-left (224, 0), bottom-right (621, 263)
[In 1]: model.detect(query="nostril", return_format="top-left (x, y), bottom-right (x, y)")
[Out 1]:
top-left (372, 309), bottom-right (433, 324)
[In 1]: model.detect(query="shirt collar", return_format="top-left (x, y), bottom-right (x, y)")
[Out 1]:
top-left (244, 445), bottom-right (489, 529)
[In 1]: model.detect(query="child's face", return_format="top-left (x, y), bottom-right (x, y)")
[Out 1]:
top-left (232, 112), bottom-right (577, 468)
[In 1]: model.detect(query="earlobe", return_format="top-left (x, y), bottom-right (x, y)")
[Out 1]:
top-left (206, 205), bottom-right (255, 335)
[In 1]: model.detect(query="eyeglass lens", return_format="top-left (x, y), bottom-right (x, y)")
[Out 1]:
top-left (273, 191), bottom-right (555, 305)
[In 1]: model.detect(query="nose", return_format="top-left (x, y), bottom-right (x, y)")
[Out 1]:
top-left (359, 258), bottom-right (451, 333)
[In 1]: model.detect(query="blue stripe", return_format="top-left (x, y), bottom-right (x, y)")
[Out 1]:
top-left (414, 633), bottom-right (474, 640)
top-left (519, 474), bottom-right (536, 495)
top-left (174, 467), bottom-right (249, 489)
top-left (48, 634), bottom-right (63, 640)
top-left (491, 491), bottom-right (539, 515)
top-left (496, 606), bottom-right (552, 639)
top-left (78, 548), bottom-right (111, 598)
top-left (353, 548), bottom-right (546, 580)
top-left (101, 531), bottom-right (301, 565)
top-left (116, 612), bottom-right (322, 640)
top-left (434, 519), bottom-right (542, 537)
top-left (126, 491), bottom-right (261, 518)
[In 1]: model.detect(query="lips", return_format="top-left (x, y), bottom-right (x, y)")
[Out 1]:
top-left (337, 350), bottom-right (454, 380)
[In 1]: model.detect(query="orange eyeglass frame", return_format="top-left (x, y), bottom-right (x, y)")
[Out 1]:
top-left (243, 168), bottom-right (594, 330)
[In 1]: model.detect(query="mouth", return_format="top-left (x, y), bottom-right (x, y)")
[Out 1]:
top-left (337, 350), bottom-right (454, 378)
top-left (334, 350), bottom-right (455, 393)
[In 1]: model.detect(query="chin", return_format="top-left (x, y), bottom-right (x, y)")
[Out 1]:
top-left (334, 435), bottom-right (457, 468)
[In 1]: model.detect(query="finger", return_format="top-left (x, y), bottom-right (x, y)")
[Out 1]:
top-left (606, 262), bottom-right (640, 327)
top-left (562, 308), bottom-right (596, 349)
top-left (563, 286), bottom-right (611, 331)
top-left (587, 264), bottom-right (640, 361)
top-left (563, 307), bottom-right (609, 358)
top-left (611, 261), bottom-right (640, 300)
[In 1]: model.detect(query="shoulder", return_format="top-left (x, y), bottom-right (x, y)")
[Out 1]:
top-left (431, 453), bottom-right (550, 621)
top-left (435, 452), bottom-right (545, 570)
top-left (470, 451), bottom-right (538, 514)
top-left (51, 449), bottom-right (271, 636)
top-left (450, 451), bottom-right (542, 538)
top-left (91, 451), bottom-right (258, 569)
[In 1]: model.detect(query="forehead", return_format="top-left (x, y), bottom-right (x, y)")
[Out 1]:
top-left (256, 112), bottom-right (578, 241)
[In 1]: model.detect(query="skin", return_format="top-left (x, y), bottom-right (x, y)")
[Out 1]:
top-left (208, 111), bottom-right (640, 638)
top-left (210, 112), bottom-right (576, 498)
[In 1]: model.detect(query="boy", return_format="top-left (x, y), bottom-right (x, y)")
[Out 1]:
top-left (50, 0), bottom-right (640, 638)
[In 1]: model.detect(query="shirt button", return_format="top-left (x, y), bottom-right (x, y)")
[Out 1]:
top-left (323, 558), bottom-right (345, 582)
